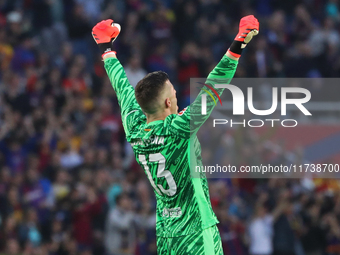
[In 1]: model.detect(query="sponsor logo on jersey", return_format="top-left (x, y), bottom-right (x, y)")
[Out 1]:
top-left (162, 207), bottom-right (182, 218)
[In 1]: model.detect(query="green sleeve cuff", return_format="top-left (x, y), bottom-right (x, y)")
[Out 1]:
top-left (222, 54), bottom-right (239, 64)
top-left (103, 57), bottom-right (119, 64)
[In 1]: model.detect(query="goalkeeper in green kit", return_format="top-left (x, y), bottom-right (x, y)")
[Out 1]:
top-left (92, 15), bottom-right (259, 255)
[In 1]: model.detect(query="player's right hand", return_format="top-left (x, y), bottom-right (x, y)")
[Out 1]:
top-left (92, 19), bottom-right (121, 57)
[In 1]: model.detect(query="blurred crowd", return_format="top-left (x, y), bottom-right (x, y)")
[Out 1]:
top-left (0, 0), bottom-right (340, 254)
top-left (199, 123), bottom-right (340, 255)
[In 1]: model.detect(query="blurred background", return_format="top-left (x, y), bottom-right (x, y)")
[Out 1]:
top-left (1, 0), bottom-right (340, 254)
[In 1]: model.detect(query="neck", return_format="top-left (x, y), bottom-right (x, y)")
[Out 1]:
top-left (146, 110), bottom-right (170, 124)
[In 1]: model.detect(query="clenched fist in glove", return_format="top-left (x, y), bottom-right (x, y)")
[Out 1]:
top-left (227, 15), bottom-right (259, 58)
top-left (92, 19), bottom-right (121, 58)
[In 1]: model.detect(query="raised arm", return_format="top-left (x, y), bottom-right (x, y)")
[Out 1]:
top-left (170, 15), bottom-right (259, 137)
top-left (92, 20), bottom-right (145, 138)
top-left (170, 53), bottom-right (238, 137)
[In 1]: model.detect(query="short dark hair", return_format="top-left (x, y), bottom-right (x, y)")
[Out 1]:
top-left (135, 71), bottom-right (169, 114)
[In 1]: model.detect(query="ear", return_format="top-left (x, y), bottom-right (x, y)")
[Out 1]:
top-left (165, 98), bottom-right (171, 108)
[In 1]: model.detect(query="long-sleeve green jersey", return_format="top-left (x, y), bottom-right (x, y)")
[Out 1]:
top-left (104, 55), bottom-right (238, 237)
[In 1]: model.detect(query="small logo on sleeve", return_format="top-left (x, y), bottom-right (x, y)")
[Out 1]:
top-left (178, 107), bottom-right (187, 116)
top-left (197, 82), bottom-right (222, 106)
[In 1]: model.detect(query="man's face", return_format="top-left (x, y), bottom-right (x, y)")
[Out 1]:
top-left (165, 80), bottom-right (178, 114)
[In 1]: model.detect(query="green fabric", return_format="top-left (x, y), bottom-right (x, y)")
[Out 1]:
top-left (104, 55), bottom-right (237, 238)
top-left (156, 225), bottom-right (223, 255)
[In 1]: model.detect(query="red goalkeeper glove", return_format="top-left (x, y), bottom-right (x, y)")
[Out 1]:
top-left (92, 19), bottom-right (121, 58)
top-left (228, 15), bottom-right (259, 58)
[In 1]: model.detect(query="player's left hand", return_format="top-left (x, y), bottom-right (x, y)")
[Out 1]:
top-left (234, 15), bottom-right (259, 44)
top-left (92, 19), bottom-right (121, 58)
top-left (228, 15), bottom-right (259, 58)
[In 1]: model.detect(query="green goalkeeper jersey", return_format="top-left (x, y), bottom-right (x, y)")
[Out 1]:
top-left (104, 55), bottom-right (238, 237)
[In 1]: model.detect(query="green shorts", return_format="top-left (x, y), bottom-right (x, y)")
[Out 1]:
top-left (157, 225), bottom-right (223, 255)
